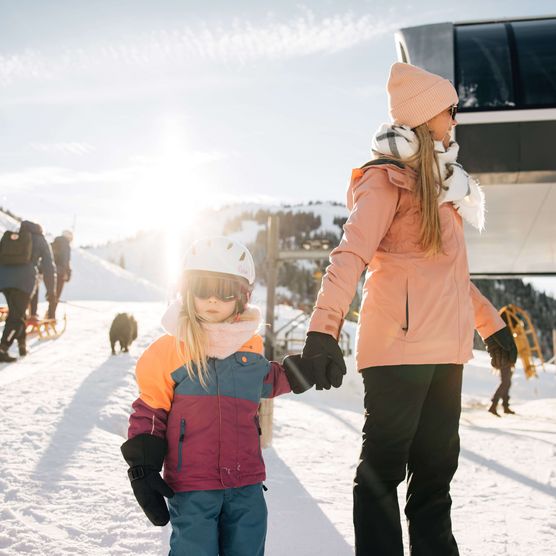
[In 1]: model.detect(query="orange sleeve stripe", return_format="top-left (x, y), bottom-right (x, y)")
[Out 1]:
top-left (136, 335), bottom-right (184, 411)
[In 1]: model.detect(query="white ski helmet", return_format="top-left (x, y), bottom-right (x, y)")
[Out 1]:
top-left (183, 236), bottom-right (256, 285)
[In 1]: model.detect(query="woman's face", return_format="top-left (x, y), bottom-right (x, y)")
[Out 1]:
top-left (427, 105), bottom-right (458, 147)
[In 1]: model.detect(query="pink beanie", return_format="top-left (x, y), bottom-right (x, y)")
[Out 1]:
top-left (387, 62), bottom-right (458, 128)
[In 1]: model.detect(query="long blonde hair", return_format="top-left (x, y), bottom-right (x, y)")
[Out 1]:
top-left (376, 124), bottom-right (444, 256)
top-left (175, 287), bottom-right (211, 388)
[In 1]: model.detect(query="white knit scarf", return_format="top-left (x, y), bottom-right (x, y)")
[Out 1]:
top-left (371, 123), bottom-right (485, 231)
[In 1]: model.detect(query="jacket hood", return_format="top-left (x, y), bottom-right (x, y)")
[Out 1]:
top-left (161, 301), bottom-right (263, 359)
top-left (348, 161), bottom-right (417, 211)
top-left (20, 220), bottom-right (43, 235)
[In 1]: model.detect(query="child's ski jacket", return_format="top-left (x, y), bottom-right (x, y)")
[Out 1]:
top-left (127, 305), bottom-right (291, 492)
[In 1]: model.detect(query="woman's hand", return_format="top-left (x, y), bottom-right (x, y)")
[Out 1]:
top-left (484, 326), bottom-right (518, 370)
top-left (301, 331), bottom-right (347, 390)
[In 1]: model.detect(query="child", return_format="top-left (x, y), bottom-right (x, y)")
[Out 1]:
top-left (121, 236), bottom-right (312, 556)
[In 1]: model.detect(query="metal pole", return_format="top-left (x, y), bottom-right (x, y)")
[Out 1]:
top-left (265, 215), bottom-right (279, 360)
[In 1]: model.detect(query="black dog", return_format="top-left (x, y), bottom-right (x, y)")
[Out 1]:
top-left (109, 313), bottom-right (138, 355)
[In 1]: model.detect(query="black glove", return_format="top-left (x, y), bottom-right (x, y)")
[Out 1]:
top-left (301, 331), bottom-right (346, 390)
top-left (121, 434), bottom-right (174, 526)
top-left (283, 354), bottom-right (315, 394)
top-left (484, 326), bottom-right (518, 371)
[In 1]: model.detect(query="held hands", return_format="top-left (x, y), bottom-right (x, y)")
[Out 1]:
top-left (484, 326), bottom-right (518, 370)
top-left (301, 331), bottom-right (347, 390)
top-left (121, 434), bottom-right (175, 526)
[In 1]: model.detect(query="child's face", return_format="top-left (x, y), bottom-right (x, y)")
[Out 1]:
top-left (194, 295), bottom-right (237, 323)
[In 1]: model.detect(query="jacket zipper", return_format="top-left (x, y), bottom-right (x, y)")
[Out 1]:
top-left (216, 361), bottom-right (226, 487)
top-left (402, 278), bottom-right (410, 333)
top-left (177, 418), bottom-right (186, 471)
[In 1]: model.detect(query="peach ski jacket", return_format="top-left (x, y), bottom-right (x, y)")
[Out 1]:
top-left (308, 160), bottom-right (504, 370)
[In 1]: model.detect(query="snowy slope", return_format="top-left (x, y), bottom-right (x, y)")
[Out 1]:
top-left (0, 210), bottom-right (164, 302)
top-left (0, 300), bottom-right (555, 555)
top-left (86, 201), bottom-right (349, 287)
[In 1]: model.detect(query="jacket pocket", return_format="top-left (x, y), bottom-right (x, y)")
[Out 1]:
top-left (177, 418), bottom-right (186, 471)
top-left (254, 415), bottom-right (263, 463)
top-left (402, 278), bottom-right (409, 334)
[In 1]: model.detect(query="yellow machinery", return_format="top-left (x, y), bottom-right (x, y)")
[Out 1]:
top-left (500, 304), bottom-right (544, 379)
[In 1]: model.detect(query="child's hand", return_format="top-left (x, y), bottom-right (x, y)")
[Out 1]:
top-left (121, 434), bottom-right (175, 526)
top-left (128, 466), bottom-right (174, 526)
top-left (282, 354), bottom-right (315, 394)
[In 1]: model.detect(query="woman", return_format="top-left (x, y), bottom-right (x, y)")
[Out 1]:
top-left (299, 63), bottom-right (517, 555)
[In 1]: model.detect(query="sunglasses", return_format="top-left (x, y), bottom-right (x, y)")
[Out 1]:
top-left (187, 274), bottom-right (245, 302)
top-left (448, 104), bottom-right (458, 119)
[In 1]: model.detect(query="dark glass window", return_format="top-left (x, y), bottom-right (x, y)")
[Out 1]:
top-left (455, 24), bottom-right (515, 109)
top-left (512, 19), bottom-right (556, 107)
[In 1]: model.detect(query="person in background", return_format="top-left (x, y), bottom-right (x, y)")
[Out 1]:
top-left (488, 311), bottom-right (519, 416)
top-left (49, 229), bottom-right (73, 319)
top-left (0, 220), bottom-right (56, 362)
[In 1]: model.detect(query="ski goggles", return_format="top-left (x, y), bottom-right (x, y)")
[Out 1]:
top-left (186, 273), bottom-right (248, 302)
top-left (448, 104), bottom-right (458, 119)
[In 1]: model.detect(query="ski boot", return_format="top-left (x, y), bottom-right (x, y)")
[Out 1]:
top-left (488, 401), bottom-right (500, 417)
top-left (0, 346), bottom-right (16, 363)
top-left (18, 339), bottom-right (27, 357)
top-left (503, 405), bottom-right (516, 415)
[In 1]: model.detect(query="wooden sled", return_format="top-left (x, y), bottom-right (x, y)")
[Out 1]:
top-left (25, 313), bottom-right (67, 339)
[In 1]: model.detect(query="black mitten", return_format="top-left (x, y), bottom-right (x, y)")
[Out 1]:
top-left (301, 331), bottom-right (346, 390)
top-left (121, 434), bottom-right (174, 526)
top-left (283, 354), bottom-right (315, 394)
top-left (484, 326), bottom-right (518, 370)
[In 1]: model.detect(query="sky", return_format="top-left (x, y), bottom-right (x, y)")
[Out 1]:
top-left (1, 0), bottom-right (555, 247)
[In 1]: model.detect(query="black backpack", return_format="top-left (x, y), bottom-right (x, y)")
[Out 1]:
top-left (0, 230), bottom-right (33, 265)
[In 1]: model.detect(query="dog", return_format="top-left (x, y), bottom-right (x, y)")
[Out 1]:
top-left (109, 313), bottom-right (138, 355)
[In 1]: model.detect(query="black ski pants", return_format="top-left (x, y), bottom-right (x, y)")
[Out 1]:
top-left (1, 288), bottom-right (31, 348)
top-left (353, 363), bottom-right (462, 556)
top-left (491, 366), bottom-right (512, 407)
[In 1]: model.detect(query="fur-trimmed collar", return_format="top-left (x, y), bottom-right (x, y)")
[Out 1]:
top-left (161, 301), bottom-right (263, 359)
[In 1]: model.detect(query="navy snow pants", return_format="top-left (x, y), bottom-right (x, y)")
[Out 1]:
top-left (168, 483), bottom-right (267, 556)
top-left (353, 363), bottom-right (462, 556)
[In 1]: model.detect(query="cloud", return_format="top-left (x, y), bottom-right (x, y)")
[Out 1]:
top-left (0, 12), bottom-right (399, 86)
top-left (29, 142), bottom-right (95, 156)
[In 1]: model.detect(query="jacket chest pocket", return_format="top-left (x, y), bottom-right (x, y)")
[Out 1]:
top-left (177, 418), bottom-right (186, 471)
top-left (254, 415), bottom-right (263, 462)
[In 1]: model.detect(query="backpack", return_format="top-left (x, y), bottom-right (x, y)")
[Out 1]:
top-left (0, 230), bottom-right (33, 265)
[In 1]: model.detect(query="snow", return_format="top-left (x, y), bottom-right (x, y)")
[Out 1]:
top-left (1, 298), bottom-right (555, 555)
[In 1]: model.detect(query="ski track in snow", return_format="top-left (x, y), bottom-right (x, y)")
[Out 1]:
top-left (0, 301), bottom-right (555, 555)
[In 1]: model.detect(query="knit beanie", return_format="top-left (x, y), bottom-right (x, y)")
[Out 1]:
top-left (387, 62), bottom-right (458, 128)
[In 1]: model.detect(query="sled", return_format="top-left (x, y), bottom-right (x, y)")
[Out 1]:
top-left (25, 313), bottom-right (67, 339)
top-left (500, 304), bottom-right (544, 378)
